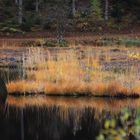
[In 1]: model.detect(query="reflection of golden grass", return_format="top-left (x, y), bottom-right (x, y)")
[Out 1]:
top-left (6, 96), bottom-right (140, 123)
top-left (7, 96), bottom-right (140, 114)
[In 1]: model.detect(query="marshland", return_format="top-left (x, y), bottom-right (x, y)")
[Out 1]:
top-left (0, 0), bottom-right (140, 140)
top-left (1, 39), bottom-right (140, 97)
top-left (0, 36), bottom-right (140, 140)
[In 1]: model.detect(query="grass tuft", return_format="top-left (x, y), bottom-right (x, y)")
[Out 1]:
top-left (5, 46), bottom-right (140, 97)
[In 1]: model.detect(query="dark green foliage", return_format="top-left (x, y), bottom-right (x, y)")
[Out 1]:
top-left (74, 37), bottom-right (140, 47)
top-left (20, 23), bottom-right (32, 32)
top-left (57, 39), bottom-right (69, 47)
top-left (90, 0), bottom-right (102, 19)
top-left (0, 0), bottom-right (139, 32)
top-left (111, 0), bottom-right (140, 23)
top-left (44, 39), bottom-right (68, 47)
top-left (43, 18), bottom-right (57, 30)
top-left (95, 38), bottom-right (140, 47)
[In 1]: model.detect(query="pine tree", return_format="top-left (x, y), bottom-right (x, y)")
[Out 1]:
top-left (90, 0), bottom-right (102, 19)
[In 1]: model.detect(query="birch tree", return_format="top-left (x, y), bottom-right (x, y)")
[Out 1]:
top-left (105, 0), bottom-right (109, 21)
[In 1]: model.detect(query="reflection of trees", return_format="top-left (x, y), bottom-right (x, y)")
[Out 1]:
top-left (1, 105), bottom-right (140, 140)
top-left (21, 108), bottom-right (24, 140)
top-left (0, 106), bottom-right (103, 140)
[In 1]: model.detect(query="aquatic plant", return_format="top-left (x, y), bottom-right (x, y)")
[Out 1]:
top-left (5, 46), bottom-right (140, 97)
top-left (97, 108), bottom-right (140, 140)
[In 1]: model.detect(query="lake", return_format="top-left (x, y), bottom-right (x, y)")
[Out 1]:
top-left (0, 42), bottom-right (140, 140)
top-left (0, 96), bottom-right (139, 140)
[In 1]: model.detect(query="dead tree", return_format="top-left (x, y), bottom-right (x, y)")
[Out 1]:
top-left (18, 0), bottom-right (23, 24)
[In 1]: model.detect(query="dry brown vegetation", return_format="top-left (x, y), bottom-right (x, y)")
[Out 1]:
top-left (6, 46), bottom-right (140, 97)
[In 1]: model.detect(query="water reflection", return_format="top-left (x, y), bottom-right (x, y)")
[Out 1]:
top-left (0, 96), bottom-right (138, 140)
top-left (7, 96), bottom-right (140, 112)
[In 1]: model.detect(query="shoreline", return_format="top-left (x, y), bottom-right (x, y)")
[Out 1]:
top-left (8, 92), bottom-right (140, 99)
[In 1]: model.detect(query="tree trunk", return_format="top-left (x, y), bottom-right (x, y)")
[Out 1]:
top-left (18, 0), bottom-right (23, 24)
top-left (15, 0), bottom-right (18, 5)
top-left (35, 0), bottom-right (39, 13)
top-left (105, 0), bottom-right (109, 21)
top-left (72, 0), bottom-right (76, 17)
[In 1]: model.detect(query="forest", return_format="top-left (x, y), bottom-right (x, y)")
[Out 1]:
top-left (0, 0), bottom-right (140, 34)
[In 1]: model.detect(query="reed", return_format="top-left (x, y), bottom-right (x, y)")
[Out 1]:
top-left (6, 46), bottom-right (140, 97)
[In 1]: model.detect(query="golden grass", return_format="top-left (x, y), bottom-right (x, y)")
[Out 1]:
top-left (89, 82), bottom-right (107, 95)
top-left (132, 82), bottom-right (140, 94)
top-left (5, 46), bottom-right (140, 97)
top-left (7, 80), bottom-right (43, 94)
top-left (7, 80), bottom-right (138, 96)
top-left (45, 81), bottom-right (89, 95)
top-left (106, 82), bottom-right (129, 96)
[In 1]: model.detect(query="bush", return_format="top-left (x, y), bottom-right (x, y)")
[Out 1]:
top-left (44, 40), bottom-right (58, 47)
top-left (0, 27), bottom-right (23, 34)
top-left (44, 39), bottom-right (69, 47)
top-left (43, 18), bottom-right (57, 30)
top-left (20, 13), bottom-right (42, 32)
top-left (20, 22), bottom-right (32, 32)
top-left (0, 21), bottom-right (23, 34)
top-left (58, 39), bottom-right (68, 47)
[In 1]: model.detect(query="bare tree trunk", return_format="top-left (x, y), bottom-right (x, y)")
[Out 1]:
top-left (105, 0), bottom-right (109, 21)
top-left (15, 0), bottom-right (18, 5)
top-left (18, 0), bottom-right (23, 24)
top-left (35, 0), bottom-right (39, 13)
top-left (72, 0), bottom-right (76, 17)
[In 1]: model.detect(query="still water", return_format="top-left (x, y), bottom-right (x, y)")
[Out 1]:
top-left (0, 96), bottom-right (140, 140)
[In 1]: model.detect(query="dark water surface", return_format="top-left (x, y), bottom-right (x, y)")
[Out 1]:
top-left (0, 96), bottom-right (139, 140)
